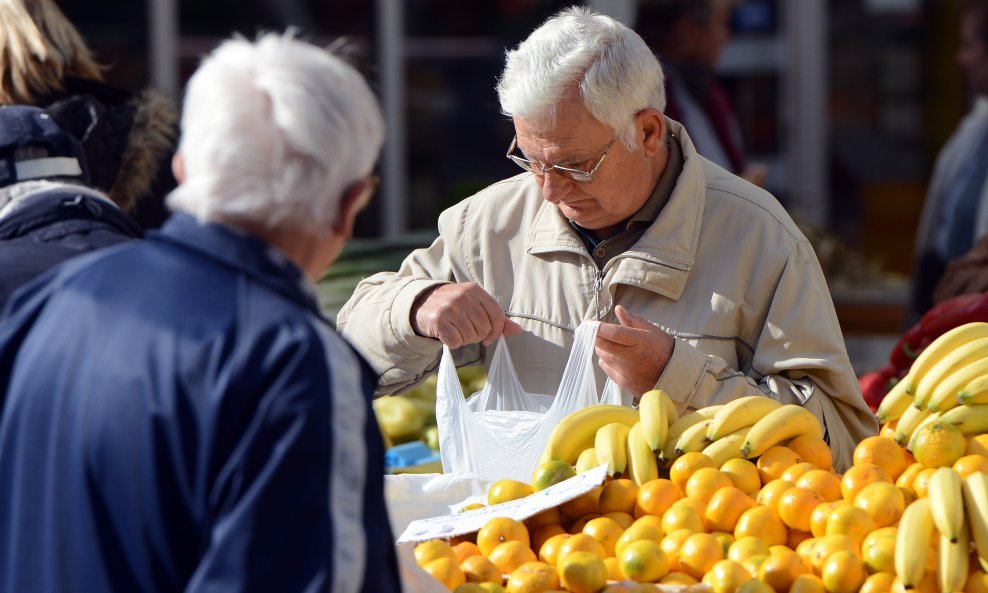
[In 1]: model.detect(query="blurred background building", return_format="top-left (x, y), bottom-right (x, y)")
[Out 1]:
top-left (60, 0), bottom-right (970, 372)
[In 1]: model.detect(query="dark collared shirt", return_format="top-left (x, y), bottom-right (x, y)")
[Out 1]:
top-left (569, 132), bottom-right (685, 268)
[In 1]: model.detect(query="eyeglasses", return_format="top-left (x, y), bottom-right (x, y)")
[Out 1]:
top-left (506, 135), bottom-right (618, 183)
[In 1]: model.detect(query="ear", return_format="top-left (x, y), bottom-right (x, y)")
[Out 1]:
top-left (172, 153), bottom-right (185, 184)
top-left (637, 109), bottom-right (667, 157)
top-left (331, 177), bottom-right (375, 237)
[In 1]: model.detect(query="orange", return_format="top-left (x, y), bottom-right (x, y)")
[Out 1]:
top-left (568, 514), bottom-right (600, 535)
top-left (531, 459), bottom-right (576, 492)
top-left (825, 504), bottom-right (874, 546)
top-left (790, 573), bottom-right (827, 593)
top-left (797, 469), bottom-right (844, 502)
top-left (630, 514), bottom-right (665, 534)
top-left (423, 557), bottom-right (466, 590)
top-left (460, 503), bottom-right (486, 513)
top-left (531, 525), bottom-right (566, 555)
top-left (757, 547), bottom-right (809, 593)
top-left (672, 495), bottom-right (709, 519)
top-left (488, 479), bottom-right (533, 505)
top-left (860, 572), bottom-right (895, 593)
top-left (669, 452), bottom-right (717, 494)
top-left (706, 486), bottom-right (756, 533)
top-left (952, 454), bottom-right (988, 478)
top-left (477, 517), bottom-right (530, 556)
top-left (660, 528), bottom-right (695, 573)
top-left (618, 539), bottom-right (670, 582)
top-left (559, 486), bottom-right (602, 521)
top-left (756, 479), bottom-right (797, 511)
top-left (728, 536), bottom-right (771, 563)
top-left (777, 487), bottom-right (826, 532)
top-left (702, 559), bottom-right (753, 593)
top-left (912, 467), bottom-right (938, 498)
top-left (525, 507), bottom-right (563, 531)
top-left (537, 533), bottom-right (571, 566)
top-left (614, 521), bottom-right (664, 558)
top-left (604, 511), bottom-right (635, 530)
top-left (895, 462), bottom-right (924, 490)
top-left (806, 534), bottom-right (859, 574)
top-left (840, 463), bottom-right (891, 501)
top-left (558, 551), bottom-right (607, 593)
top-left (582, 517), bottom-right (624, 558)
top-left (634, 478), bottom-right (682, 517)
top-left (452, 584), bottom-right (488, 593)
top-left (879, 421), bottom-right (898, 441)
top-left (488, 540), bottom-right (537, 575)
top-left (661, 572), bottom-right (700, 585)
top-left (721, 458), bottom-right (762, 495)
top-left (599, 479), bottom-right (639, 515)
top-left (853, 436), bottom-right (909, 480)
top-left (756, 446), bottom-right (803, 484)
top-left (821, 550), bottom-right (866, 593)
top-left (781, 462), bottom-right (820, 484)
top-left (416, 539), bottom-right (457, 567)
top-left (679, 532), bottom-right (725, 580)
top-left (968, 434), bottom-right (988, 457)
top-left (910, 422), bottom-right (968, 468)
top-left (505, 561), bottom-right (558, 593)
top-left (604, 556), bottom-right (622, 581)
top-left (686, 467), bottom-right (734, 503)
top-left (711, 531), bottom-right (736, 556)
top-left (556, 533), bottom-right (606, 567)
top-left (967, 569), bottom-right (988, 593)
top-left (787, 529), bottom-right (813, 550)
top-left (861, 530), bottom-right (896, 574)
top-left (452, 541), bottom-right (482, 564)
top-left (460, 554), bottom-right (502, 584)
top-left (853, 481), bottom-right (905, 528)
top-left (738, 578), bottom-right (777, 593)
top-left (734, 506), bottom-right (788, 546)
top-left (809, 500), bottom-right (848, 537)
top-left (477, 585), bottom-right (505, 593)
top-left (660, 500), bottom-right (705, 534)
top-left (742, 555), bottom-right (770, 580)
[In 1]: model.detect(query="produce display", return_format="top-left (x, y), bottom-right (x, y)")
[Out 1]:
top-left (401, 323), bottom-right (988, 593)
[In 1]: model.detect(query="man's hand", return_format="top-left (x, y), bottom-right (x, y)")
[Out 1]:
top-left (596, 305), bottom-right (675, 396)
top-left (411, 282), bottom-right (522, 348)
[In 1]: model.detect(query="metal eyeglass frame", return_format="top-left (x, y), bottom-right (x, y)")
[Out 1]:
top-left (506, 135), bottom-right (619, 183)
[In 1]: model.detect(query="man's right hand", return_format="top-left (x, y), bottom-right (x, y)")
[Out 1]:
top-left (411, 282), bottom-right (522, 348)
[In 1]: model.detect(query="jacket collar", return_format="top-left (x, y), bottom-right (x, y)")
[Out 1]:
top-left (0, 184), bottom-right (142, 239)
top-left (526, 120), bottom-right (706, 301)
top-left (152, 213), bottom-right (323, 316)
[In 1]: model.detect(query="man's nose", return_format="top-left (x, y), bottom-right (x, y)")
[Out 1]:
top-left (539, 169), bottom-right (574, 203)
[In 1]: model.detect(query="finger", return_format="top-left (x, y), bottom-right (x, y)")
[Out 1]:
top-left (435, 321), bottom-right (465, 349)
top-left (477, 297), bottom-right (506, 346)
top-left (614, 305), bottom-right (655, 329)
top-left (596, 321), bottom-right (640, 347)
top-left (502, 318), bottom-right (523, 336)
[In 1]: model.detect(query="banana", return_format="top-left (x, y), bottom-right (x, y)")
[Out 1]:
top-left (674, 419), bottom-right (713, 456)
top-left (927, 356), bottom-right (988, 412)
top-left (895, 497), bottom-right (936, 589)
top-left (928, 467), bottom-right (964, 543)
top-left (875, 378), bottom-right (915, 424)
top-left (575, 447), bottom-right (599, 474)
top-left (963, 471), bottom-right (988, 572)
top-left (894, 404), bottom-right (933, 446)
top-left (959, 373), bottom-right (988, 405)
top-left (938, 403), bottom-right (988, 436)
top-left (938, 523), bottom-right (970, 593)
top-left (627, 422), bottom-right (659, 485)
top-left (904, 322), bottom-right (988, 395)
top-left (706, 395), bottom-right (782, 440)
top-left (660, 390), bottom-right (679, 426)
top-left (595, 422), bottom-right (631, 477)
top-left (662, 405), bottom-right (724, 460)
top-left (638, 390), bottom-right (668, 453)
top-left (701, 427), bottom-right (748, 467)
top-left (542, 404), bottom-right (639, 465)
top-left (740, 405), bottom-right (824, 459)
top-left (913, 337), bottom-right (988, 409)
top-left (906, 411), bottom-right (942, 453)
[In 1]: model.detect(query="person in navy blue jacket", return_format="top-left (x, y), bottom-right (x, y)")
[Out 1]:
top-left (0, 105), bottom-right (142, 309)
top-left (0, 33), bottom-right (401, 593)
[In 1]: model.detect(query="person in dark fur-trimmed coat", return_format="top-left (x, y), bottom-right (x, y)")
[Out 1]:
top-left (0, 0), bottom-right (178, 229)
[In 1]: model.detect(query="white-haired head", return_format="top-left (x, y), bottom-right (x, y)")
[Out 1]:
top-left (167, 33), bottom-right (384, 236)
top-left (496, 6), bottom-right (665, 149)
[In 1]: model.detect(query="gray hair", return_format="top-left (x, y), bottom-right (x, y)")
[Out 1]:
top-left (496, 6), bottom-right (665, 149)
top-left (167, 33), bottom-right (384, 236)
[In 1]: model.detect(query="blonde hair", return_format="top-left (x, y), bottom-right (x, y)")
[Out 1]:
top-left (0, 0), bottom-right (103, 104)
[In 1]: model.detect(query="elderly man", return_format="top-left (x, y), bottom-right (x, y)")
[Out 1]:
top-left (0, 35), bottom-right (400, 592)
top-left (338, 7), bottom-right (877, 469)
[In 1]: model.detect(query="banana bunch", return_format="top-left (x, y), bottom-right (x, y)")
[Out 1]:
top-left (875, 322), bottom-right (988, 444)
top-left (660, 396), bottom-right (825, 466)
top-left (896, 468), bottom-right (988, 591)
top-left (540, 390), bottom-right (679, 483)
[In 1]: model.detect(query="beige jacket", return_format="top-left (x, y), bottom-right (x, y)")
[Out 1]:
top-left (338, 122), bottom-right (878, 470)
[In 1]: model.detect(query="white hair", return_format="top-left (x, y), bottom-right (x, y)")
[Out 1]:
top-left (167, 33), bottom-right (384, 236)
top-left (496, 6), bottom-right (665, 148)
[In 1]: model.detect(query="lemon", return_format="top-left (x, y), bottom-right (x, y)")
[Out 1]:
top-left (910, 422), bottom-right (967, 468)
top-left (821, 550), bottom-right (866, 593)
top-left (619, 539), bottom-right (670, 582)
top-left (414, 539), bottom-right (456, 567)
top-left (702, 559), bottom-right (751, 593)
top-left (559, 551), bottom-right (608, 593)
top-left (505, 561), bottom-right (558, 593)
top-left (487, 479), bottom-right (533, 506)
top-left (531, 459), bottom-right (576, 492)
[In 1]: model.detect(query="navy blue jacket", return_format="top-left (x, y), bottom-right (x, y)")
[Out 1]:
top-left (0, 214), bottom-right (401, 593)
top-left (0, 186), bottom-right (142, 309)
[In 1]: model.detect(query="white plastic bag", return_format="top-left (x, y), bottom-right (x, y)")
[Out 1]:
top-left (436, 321), bottom-right (627, 482)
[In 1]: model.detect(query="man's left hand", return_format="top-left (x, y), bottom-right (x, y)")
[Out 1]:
top-left (596, 305), bottom-right (675, 396)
